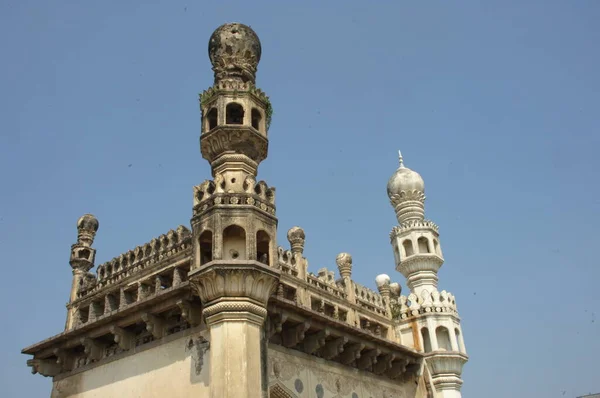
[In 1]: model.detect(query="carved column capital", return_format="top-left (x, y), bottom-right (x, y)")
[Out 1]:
top-left (189, 260), bottom-right (280, 324)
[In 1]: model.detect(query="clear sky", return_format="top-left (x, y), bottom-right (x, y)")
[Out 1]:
top-left (1, 1), bottom-right (599, 397)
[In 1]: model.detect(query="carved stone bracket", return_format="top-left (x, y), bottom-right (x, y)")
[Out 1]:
top-left (339, 343), bottom-right (364, 365)
top-left (80, 337), bottom-right (105, 362)
top-left (141, 313), bottom-right (165, 339)
top-left (52, 348), bottom-right (73, 371)
top-left (373, 353), bottom-right (395, 375)
top-left (268, 311), bottom-right (288, 339)
top-left (282, 321), bottom-right (310, 348)
top-left (357, 348), bottom-right (380, 370)
top-left (177, 299), bottom-right (202, 327)
top-left (27, 359), bottom-right (61, 377)
top-left (301, 328), bottom-right (329, 354)
top-left (386, 358), bottom-right (409, 379)
top-left (321, 336), bottom-right (347, 360)
top-left (110, 326), bottom-right (134, 350)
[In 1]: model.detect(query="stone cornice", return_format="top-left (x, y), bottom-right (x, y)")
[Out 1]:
top-left (22, 282), bottom-right (193, 356)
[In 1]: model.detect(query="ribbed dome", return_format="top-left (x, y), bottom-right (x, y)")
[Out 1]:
top-left (386, 152), bottom-right (424, 200)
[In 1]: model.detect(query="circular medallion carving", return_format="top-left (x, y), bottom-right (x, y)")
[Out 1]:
top-left (294, 379), bottom-right (304, 393)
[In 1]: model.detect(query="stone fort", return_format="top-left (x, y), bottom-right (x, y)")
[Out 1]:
top-left (22, 23), bottom-right (468, 398)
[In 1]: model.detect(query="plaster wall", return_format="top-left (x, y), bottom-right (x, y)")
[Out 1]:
top-left (268, 344), bottom-right (427, 398)
top-left (50, 329), bottom-right (210, 398)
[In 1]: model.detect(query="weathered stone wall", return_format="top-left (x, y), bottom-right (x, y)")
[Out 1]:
top-left (50, 328), bottom-right (210, 398)
top-left (267, 344), bottom-right (426, 398)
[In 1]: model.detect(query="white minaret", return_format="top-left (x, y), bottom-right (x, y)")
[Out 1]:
top-left (387, 151), bottom-right (468, 398)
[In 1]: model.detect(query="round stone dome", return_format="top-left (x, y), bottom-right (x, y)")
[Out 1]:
top-left (208, 23), bottom-right (262, 83)
top-left (77, 214), bottom-right (99, 233)
top-left (386, 152), bottom-right (424, 199)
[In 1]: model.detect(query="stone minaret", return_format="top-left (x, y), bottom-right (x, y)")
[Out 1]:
top-left (188, 23), bottom-right (280, 398)
top-left (388, 152), bottom-right (468, 398)
top-left (66, 214), bottom-right (98, 330)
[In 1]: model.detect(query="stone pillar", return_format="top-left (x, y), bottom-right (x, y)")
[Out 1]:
top-left (189, 261), bottom-right (279, 398)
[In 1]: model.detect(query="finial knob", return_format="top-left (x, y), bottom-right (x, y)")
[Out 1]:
top-left (389, 282), bottom-right (402, 297)
top-left (287, 226), bottom-right (306, 254)
top-left (208, 23), bottom-right (262, 84)
top-left (336, 253), bottom-right (353, 279)
top-left (76, 214), bottom-right (99, 247)
top-left (375, 274), bottom-right (391, 297)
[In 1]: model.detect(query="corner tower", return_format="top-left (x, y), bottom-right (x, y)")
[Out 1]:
top-left (388, 152), bottom-right (468, 398)
top-left (189, 23), bottom-right (280, 398)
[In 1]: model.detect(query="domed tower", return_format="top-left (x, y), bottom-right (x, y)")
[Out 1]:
top-left (189, 23), bottom-right (280, 398)
top-left (388, 152), bottom-right (468, 398)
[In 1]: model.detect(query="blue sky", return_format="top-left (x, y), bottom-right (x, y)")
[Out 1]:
top-left (1, 1), bottom-right (599, 397)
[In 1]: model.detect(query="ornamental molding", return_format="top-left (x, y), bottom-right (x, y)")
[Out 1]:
top-left (390, 220), bottom-right (439, 239)
top-left (389, 190), bottom-right (426, 207)
top-left (396, 255), bottom-right (444, 276)
top-left (188, 260), bottom-right (280, 306)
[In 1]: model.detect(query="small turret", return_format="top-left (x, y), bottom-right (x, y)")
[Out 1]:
top-left (66, 214), bottom-right (99, 330)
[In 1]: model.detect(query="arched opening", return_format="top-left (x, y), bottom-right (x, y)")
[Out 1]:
top-left (436, 326), bottom-right (452, 351)
top-left (256, 230), bottom-right (270, 265)
top-left (418, 237), bottom-right (430, 253)
top-left (455, 328), bottom-right (462, 352)
top-left (223, 225), bottom-right (246, 260)
top-left (226, 103), bottom-right (244, 125)
top-left (199, 230), bottom-right (213, 265)
top-left (421, 327), bottom-right (432, 353)
top-left (251, 108), bottom-right (262, 131)
top-left (433, 239), bottom-right (439, 254)
top-left (78, 248), bottom-right (91, 260)
top-left (206, 108), bottom-right (218, 131)
top-left (403, 240), bottom-right (414, 257)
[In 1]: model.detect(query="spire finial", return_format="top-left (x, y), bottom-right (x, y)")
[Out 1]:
top-left (398, 150), bottom-right (404, 168)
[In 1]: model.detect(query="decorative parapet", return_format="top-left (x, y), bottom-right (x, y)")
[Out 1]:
top-left (193, 177), bottom-right (276, 217)
top-left (77, 226), bottom-right (192, 298)
top-left (200, 81), bottom-right (269, 106)
top-left (390, 219), bottom-right (439, 240)
top-left (392, 290), bottom-right (458, 320)
top-left (277, 246), bottom-right (301, 279)
top-left (353, 283), bottom-right (387, 316)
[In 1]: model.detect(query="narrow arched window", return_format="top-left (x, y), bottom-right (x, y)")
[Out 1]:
top-left (251, 108), bottom-right (262, 131)
top-left (206, 108), bottom-right (218, 131)
top-left (199, 230), bottom-right (213, 265)
top-left (421, 327), bottom-right (432, 352)
top-left (436, 326), bottom-right (452, 351)
top-left (455, 328), bottom-right (463, 352)
top-left (418, 237), bottom-right (430, 253)
top-left (223, 225), bottom-right (246, 260)
top-left (433, 239), bottom-right (439, 254)
top-left (403, 240), bottom-right (414, 257)
top-left (256, 230), bottom-right (270, 265)
top-left (226, 103), bottom-right (244, 125)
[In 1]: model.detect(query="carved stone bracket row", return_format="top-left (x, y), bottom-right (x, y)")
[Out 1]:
top-left (266, 306), bottom-right (422, 380)
top-left (26, 298), bottom-right (203, 377)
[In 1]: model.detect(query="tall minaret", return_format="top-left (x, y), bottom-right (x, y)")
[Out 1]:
top-left (66, 214), bottom-right (98, 330)
top-left (387, 152), bottom-right (468, 398)
top-left (188, 23), bottom-right (280, 398)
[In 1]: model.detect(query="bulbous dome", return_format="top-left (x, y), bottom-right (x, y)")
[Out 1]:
top-left (208, 23), bottom-right (262, 83)
top-left (375, 274), bottom-right (391, 289)
top-left (386, 152), bottom-right (424, 199)
top-left (77, 214), bottom-right (99, 233)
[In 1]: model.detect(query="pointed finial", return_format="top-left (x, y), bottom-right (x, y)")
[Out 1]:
top-left (398, 150), bottom-right (404, 168)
